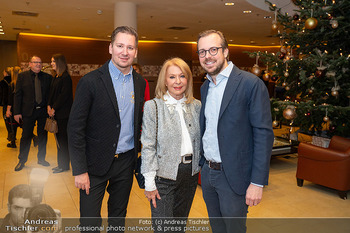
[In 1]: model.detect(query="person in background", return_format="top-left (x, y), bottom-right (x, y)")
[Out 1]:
top-left (6, 66), bottom-right (21, 148)
top-left (133, 63), bottom-right (150, 101)
top-left (13, 56), bottom-right (52, 171)
top-left (197, 30), bottom-right (274, 233)
top-left (141, 57), bottom-right (201, 232)
top-left (68, 26), bottom-right (146, 232)
top-left (48, 54), bottom-right (73, 174)
top-left (0, 184), bottom-right (34, 233)
top-left (1, 67), bottom-right (12, 145)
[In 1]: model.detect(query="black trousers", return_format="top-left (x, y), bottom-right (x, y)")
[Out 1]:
top-left (3, 107), bottom-right (18, 142)
top-left (151, 163), bottom-right (199, 233)
top-left (56, 118), bottom-right (70, 170)
top-left (18, 108), bottom-right (47, 163)
top-left (79, 149), bottom-right (135, 233)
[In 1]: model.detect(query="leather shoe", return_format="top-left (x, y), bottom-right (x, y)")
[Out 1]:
top-left (53, 168), bottom-right (68, 174)
top-left (38, 160), bottom-right (50, 167)
top-left (7, 142), bottom-right (16, 148)
top-left (15, 162), bottom-right (25, 171)
top-left (52, 166), bottom-right (60, 171)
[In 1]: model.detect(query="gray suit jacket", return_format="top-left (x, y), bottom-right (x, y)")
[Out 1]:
top-left (141, 97), bottom-right (201, 180)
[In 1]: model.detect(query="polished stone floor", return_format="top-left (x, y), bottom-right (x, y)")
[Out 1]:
top-left (0, 112), bottom-right (349, 232)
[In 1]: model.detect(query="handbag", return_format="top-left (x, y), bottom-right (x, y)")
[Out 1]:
top-left (44, 117), bottom-right (58, 134)
top-left (134, 99), bottom-right (158, 189)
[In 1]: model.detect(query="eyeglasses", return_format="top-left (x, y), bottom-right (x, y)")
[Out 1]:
top-left (30, 61), bottom-right (42, 64)
top-left (196, 47), bottom-right (223, 58)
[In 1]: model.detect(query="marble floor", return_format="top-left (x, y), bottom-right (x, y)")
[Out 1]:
top-left (0, 112), bottom-right (349, 232)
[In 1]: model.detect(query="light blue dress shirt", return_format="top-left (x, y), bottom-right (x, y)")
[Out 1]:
top-left (108, 61), bottom-right (135, 154)
top-left (203, 62), bottom-right (233, 163)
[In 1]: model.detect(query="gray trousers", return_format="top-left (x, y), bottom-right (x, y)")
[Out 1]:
top-left (151, 162), bottom-right (199, 233)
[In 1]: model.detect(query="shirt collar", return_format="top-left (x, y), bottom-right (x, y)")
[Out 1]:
top-left (206, 61), bottom-right (234, 84)
top-left (108, 60), bottom-right (132, 81)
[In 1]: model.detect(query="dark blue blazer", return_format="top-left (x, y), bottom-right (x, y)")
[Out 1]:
top-left (68, 61), bottom-right (146, 176)
top-left (199, 65), bottom-right (274, 195)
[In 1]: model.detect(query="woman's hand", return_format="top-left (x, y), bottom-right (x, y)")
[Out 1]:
top-left (145, 189), bottom-right (161, 208)
top-left (6, 110), bottom-right (11, 118)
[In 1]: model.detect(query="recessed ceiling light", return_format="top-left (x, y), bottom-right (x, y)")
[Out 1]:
top-left (174, 37), bottom-right (178, 39)
top-left (141, 36), bottom-right (147, 39)
top-left (243, 10), bottom-right (252, 14)
top-left (225, 3), bottom-right (235, 6)
top-left (0, 32), bottom-right (4, 35)
top-left (264, 16), bottom-right (272, 19)
top-left (0, 29), bottom-right (3, 31)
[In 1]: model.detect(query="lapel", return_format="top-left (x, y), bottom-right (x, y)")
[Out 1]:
top-left (218, 66), bottom-right (243, 119)
top-left (99, 61), bottom-right (120, 119)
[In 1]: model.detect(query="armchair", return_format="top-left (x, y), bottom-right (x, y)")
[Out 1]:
top-left (296, 135), bottom-right (350, 199)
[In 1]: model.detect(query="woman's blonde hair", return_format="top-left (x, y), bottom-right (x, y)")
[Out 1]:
top-left (11, 66), bottom-right (21, 87)
top-left (154, 57), bottom-right (194, 103)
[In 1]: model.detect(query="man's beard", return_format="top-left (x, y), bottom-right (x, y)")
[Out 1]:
top-left (204, 58), bottom-right (225, 77)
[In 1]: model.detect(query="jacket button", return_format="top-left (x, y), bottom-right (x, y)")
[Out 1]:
top-left (116, 124), bottom-right (120, 128)
top-left (113, 143), bottom-right (116, 147)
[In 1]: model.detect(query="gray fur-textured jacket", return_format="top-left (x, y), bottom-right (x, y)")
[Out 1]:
top-left (141, 97), bottom-right (201, 180)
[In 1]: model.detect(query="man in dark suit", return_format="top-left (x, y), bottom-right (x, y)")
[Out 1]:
top-left (14, 55), bottom-right (52, 171)
top-left (68, 26), bottom-right (146, 232)
top-left (197, 30), bottom-right (274, 233)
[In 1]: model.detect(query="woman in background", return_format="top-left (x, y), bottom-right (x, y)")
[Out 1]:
top-left (141, 57), bottom-right (201, 232)
top-left (48, 54), bottom-right (73, 173)
top-left (5, 66), bottom-right (20, 148)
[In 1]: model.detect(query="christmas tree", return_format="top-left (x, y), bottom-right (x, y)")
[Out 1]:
top-left (249, 0), bottom-right (350, 137)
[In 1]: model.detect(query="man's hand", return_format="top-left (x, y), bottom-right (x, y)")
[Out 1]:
top-left (75, 172), bottom-right (90, 195)
top-left (14, 114), bottom-right (22, 124)
top-left (145, 189), bottom-right (161, 208)
top-left (245, 183), bottom-right (263, 207)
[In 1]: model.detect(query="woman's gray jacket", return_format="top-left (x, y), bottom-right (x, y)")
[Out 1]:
top-left (141, 97), bottom-right (201, 180)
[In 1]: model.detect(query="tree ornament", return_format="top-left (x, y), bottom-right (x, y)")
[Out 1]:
top-left (308, 88), bottom-right (313, 94)
top-left (251, 53), bottom-right (262, 76)
top-left (272, 21), bottom-right (278, 30)
top-left (315, 70), bottom-right (325, 78)
top-left (306, 112), bottom-right (311, 116)
top-left (284, 71), bottom-right (289, 77)
top-left (330, 19), bottom-right (338, 29)
top-left (252, 64), bottom-right (262, 76)
top-left (283, 105), bottom-right (297, 120)
top-left (280, 46), bottom-right (287, 54)
top-left (271, 11), bottom-right (278, 30)
top-left (331, 90), bottom-right (339, 96)
top-left (262, 63), bottom-right (270, 81)
top-left (278, 52), bottom-right (286, 59)
top-left (272, 120), bottom-right (279, 127)
top-left (323, 108), bottom-right (329, 122)
top-left (282, 82), bottom-right (287, 87)
top-left (305, 17), bottom-right (318, 30)
top-left (285, 86), bottom-right (291, 91)
top-left (293, 14), bottom-right (299, 21)
top-left (271, 76), bottom-right (278, 82)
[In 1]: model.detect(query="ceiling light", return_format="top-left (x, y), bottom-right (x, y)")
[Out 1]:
top-left (141, 36), bottom-right (147, 39)
top-left (225, 3), bottom-right (235, 6)
top-left (0, 29), bottom-right (3, 31)
top-left (0, 32), bottom-right (4, 35)
top-left (243, 11), bottom-right (252, 14)
top-left (264, 16), bottom-right (272, 19)
top-left (174, 37), bottom-right (178, 39)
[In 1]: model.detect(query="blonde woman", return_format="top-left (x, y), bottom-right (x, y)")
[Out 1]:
top-left (141, 57), bottom-right (201, 231)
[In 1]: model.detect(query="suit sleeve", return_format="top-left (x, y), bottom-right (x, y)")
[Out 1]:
top-left (67, 76), bottom-right (93, 176)
top-left (249, 79), bottom-right (274, 185)
top-left (140, 100), bottom-right (159, 175)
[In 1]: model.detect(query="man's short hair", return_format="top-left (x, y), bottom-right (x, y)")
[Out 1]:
top-left (110, 26), bottom-right (139, 47)
top-left (197, 29), bottom-right (229, 60)
top-left (8, 184), bottom-right (33, 205)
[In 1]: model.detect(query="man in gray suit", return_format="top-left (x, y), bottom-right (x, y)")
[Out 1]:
top-left (197, 30), bottom-right (274, 233)
top-left (68, 26), bottom-right (146, 232)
